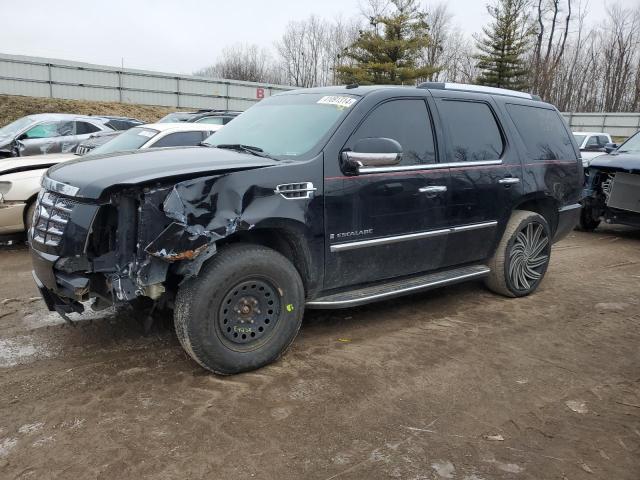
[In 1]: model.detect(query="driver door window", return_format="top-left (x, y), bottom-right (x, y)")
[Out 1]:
top-left (24, 122), bottom-right (61, 139)
top-left (345, 99), bottom-right (436, 166)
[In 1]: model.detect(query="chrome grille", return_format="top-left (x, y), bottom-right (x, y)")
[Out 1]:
top-left (31, 190), bottom-right (77, 247)
top-left (76, 145), bottom-right (91, 155)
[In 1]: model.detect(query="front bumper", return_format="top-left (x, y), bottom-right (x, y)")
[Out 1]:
top-left (554, 203), bottom-right (581, 242)
top-left (0, 201), bottom-right (26, 234)
top-left (31, 247), bottom-right (87, 313)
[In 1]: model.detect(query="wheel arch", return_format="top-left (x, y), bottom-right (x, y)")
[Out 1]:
top-left (512, 194), bottom-right (559, 235)
top-left (215, 219), bottom-right (320, 297)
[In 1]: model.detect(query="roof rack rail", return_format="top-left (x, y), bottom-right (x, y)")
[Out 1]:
top-left (417, 82), bottom-right (542, 101)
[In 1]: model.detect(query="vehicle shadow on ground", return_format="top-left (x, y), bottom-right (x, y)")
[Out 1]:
top-left (16, 278), bottom-right (486, 375)
top-left (593, 225), bottom-right (640, 240)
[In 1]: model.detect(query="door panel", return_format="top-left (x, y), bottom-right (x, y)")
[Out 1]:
top-left (324, 98), bottom-right (450, 289)
top-left (433, 94), bottom-right (523, 266)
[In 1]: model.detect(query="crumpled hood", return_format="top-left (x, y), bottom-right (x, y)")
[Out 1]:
top-left (590, 152), bottom-right (640, 173)
top-left (46, 146), bottom-right (280, 199)
top-left (0, 153), bottom-right (77, 176)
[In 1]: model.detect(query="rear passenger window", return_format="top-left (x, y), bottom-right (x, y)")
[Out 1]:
top-left (438, 100), bottom-right (504, 162)
top-left (151, 131), bottom-right (205, 148)
top-left (75, 121), bottom-right (101, 135)
top-left (347, 99), bottom-right (436, 165)
top-left (506, 104), bottom-right (576, 160)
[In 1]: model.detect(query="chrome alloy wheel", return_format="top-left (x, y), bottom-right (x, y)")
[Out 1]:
top-left (508, 222), bottom-right (550, 292)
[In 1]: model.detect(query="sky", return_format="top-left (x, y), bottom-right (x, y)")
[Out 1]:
top-left (0, 0), bottom-right (637, 76)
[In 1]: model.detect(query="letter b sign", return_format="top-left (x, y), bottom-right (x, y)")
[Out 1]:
top-left (256, 88), bottom-right (265, 99)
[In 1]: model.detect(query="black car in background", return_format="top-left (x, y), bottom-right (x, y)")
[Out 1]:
top-left (30, 83), bottom-right (582, 375)
top-left (580, 130), bottom-right (640, 230)
top-left (74, 131), bottom-right (120, 155)
top-left (157, 109), bottom-right (241, 125)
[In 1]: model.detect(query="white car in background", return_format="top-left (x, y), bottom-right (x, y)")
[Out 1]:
top-left (0, 123), bottom-right (223, 236)
top-left (573, 131), bottom-right (613, 167)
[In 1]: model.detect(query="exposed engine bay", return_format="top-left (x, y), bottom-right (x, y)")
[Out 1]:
top-left (583, 165), bottom-right (640, 229)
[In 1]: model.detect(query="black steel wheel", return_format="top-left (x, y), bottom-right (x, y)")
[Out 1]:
top-left (175, 244), bottom-right (304, 374)
top-left (217, 278), bottom-right (281, 349)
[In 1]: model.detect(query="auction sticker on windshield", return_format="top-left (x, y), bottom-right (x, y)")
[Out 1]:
top-left (138, 130), bottom-right (155, 138)
top-left (317, 96), bottom-right (357, 108)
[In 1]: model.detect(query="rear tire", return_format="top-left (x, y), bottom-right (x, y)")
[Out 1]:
top-left (485, 210), bottom-right (551, 298)
top-left (174, 244), bottom-right (305, 374)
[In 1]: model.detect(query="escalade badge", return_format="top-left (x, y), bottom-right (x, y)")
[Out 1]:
top-left (330, 229), bottom-right (373, 240)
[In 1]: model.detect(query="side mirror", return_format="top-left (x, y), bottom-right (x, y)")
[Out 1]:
top-left (604, 143), bottom-right (618, 154)
top-left (341, 137), bottom-right (402, 175)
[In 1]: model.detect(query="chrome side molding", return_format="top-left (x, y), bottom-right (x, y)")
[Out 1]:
top-left (330, 221), bottom-right (497, 252)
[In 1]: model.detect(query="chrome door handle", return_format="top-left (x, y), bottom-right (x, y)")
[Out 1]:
top-left (419, 185), bottom-right (447, 193)
top-left (498, 177), bottom-right (520, 185)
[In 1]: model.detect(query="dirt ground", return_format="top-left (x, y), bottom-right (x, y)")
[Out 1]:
top-left (0, 226), bottom-right (639, 480)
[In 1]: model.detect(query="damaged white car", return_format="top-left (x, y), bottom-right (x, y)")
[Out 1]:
top-left (0, 114), bottom-right (113, 158)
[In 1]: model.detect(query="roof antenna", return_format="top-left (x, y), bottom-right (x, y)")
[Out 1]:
top-left (346, 83), bottom-right (359, 89)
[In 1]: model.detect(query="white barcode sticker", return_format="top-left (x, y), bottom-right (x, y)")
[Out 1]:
top-left (138, 130), bottom-right (155, 138)
top-left (317, 96), bottom-right (357, 108)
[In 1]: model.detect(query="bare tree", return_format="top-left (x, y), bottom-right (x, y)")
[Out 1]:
top-left (194, 43), bottom-right (280, 84)
top-left (276, 15), bottom-right (360, 87)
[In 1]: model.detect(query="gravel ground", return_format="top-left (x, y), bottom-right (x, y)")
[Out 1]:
top-left (0, 226), bottom-right (638, 480)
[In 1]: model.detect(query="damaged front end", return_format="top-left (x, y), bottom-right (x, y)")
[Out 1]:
top-left (29, 173), bottom-right (264, 315)
top-left (583, 163), bottom-right (640, 228)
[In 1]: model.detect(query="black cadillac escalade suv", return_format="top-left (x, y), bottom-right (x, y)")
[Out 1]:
top-left (29, 83), bottom-right (583, 374)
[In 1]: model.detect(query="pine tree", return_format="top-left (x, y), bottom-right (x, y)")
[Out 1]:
top-left (474, 0), bottom-right (532, 91)
top-left (336, 0), bottom-right (438, 85)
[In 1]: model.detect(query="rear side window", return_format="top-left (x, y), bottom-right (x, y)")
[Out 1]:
top-left (151, 131), bottom-right (205, 148)
top-left (346, 99), bottom-right (436, 165)
top-left (105, 119), bottom-right (141, 131)
top-left (438, 100), bottom-right (504, 162)
top-left (75, 121), bottom-right (101, 135)
top-left (585, 136), bottom-right (599, 147)
top-left (506, 104), bottom-right (576, 160)
top-left (195, 116), bottom-right (225, 125)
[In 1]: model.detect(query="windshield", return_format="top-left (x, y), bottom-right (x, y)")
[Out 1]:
top-left (573, 134), bottom-right (586, 146)
top-left (617, 132), bottom-right (640, 153)
top-left (158, 112), bottom-right (193, 123)
top-left (0, 116), bottom-right (35, 138)
top-left (203, 93), bottom-right (359, 159)
top-left (88, 127), bottom-right (159, 156)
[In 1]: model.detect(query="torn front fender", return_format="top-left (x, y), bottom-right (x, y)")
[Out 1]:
top-left (139, 158), bottom-right (324, 283)
top-left (145, 222), bottom-right (211, 261)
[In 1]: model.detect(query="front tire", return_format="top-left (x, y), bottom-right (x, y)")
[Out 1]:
top-left (485, 210), bottom-right (551, 298)
top-left (174, 244), bottom-right (305, 374)
top-left (24, 200), bottom-right (37, 234)
top-left (578, 206), bottom-right (601, 231)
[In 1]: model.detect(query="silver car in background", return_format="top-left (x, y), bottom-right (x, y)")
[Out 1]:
top-left (0, 113), bottom-right (113, 158)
